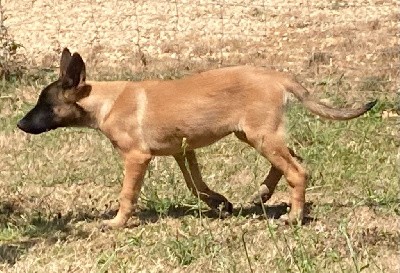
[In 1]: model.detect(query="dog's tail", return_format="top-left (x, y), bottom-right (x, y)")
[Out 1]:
top-left (283, 78), bottom-right (377, 121)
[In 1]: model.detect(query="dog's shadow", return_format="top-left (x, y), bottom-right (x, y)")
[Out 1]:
top-left (100, 201), bottom-right (316, 226)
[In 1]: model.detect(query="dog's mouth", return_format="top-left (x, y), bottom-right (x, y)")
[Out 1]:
top-left (17, 120), bottom-right (55, 135)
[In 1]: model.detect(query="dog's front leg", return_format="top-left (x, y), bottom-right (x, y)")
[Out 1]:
top-left (103, 150), bottom-right (151, 228)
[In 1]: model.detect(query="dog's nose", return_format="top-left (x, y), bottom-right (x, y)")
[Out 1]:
top-left (17, 119), bottom-right (26, 131)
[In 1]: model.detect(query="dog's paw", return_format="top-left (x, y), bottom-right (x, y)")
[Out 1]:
top-left (279, 212), bottom-right (304, 226)
top-left (100, 216), bottom-right (129, 230)
top-left (100, 215), bottom-right (141, 231)
top-left (100, 219), bottom-right (123, 231)
top-left (205, 195), bottom-right (233, 214)
top-left (250, 185), bottom-right (273, 205)
top-left (221, 200), bottom-right (234, 214)
top-left (216, 201), bottom-right (233, 218)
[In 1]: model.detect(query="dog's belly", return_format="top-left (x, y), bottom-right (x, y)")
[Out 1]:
top-left (145, 126), bottom-right (233, 156)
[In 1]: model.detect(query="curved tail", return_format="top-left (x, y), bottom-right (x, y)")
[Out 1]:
top-left (284, 78), bottom-right (377, 120)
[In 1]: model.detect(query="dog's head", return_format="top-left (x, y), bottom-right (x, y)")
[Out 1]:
top-left (17, 48), bottom-right (92, 134)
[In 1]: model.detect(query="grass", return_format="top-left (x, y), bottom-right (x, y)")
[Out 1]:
top-left (0, 68), bottom-right (398, 272)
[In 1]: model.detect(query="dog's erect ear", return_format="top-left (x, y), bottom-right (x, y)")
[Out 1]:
top-left (62, 52), bottom-right (86, 89)
top-left (59, 48), bottom-right (72, 78)
top-left (62, 52), bottom-right (91, 102)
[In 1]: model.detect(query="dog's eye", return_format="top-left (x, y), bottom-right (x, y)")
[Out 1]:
top-left (53, 105), bottom-right (71, 117)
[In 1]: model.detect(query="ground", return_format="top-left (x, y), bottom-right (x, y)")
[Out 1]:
top-left (0, 0), bottom-right (399, 272)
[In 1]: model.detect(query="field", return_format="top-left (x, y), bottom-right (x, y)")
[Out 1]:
top-left (0, 0), bottom-right (399, 272)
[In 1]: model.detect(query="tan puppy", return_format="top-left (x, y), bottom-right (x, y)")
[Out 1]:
top-left (17, 49), bottom-right (376, 228)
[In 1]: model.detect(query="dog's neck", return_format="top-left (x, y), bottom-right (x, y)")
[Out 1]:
top-left (77, 81), bottom-right (128, 129)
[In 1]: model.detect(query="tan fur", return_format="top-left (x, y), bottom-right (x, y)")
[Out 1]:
top-left (73, 66), bottom-right (374, 228)
top-left (18, 50), bottom-right (375, 228)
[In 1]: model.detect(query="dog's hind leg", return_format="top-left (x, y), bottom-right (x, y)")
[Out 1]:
top-left (235, 131), bottom-right (284, 204)
top-left (250, 166), bottom-right (283, 204)
top-left (235, 131), bottom-right (282, 204)
top-left (174, 150), bottom-right (233, 215)
top-left (249, 148), bottom-right (303, 205)
top-left (244, 129), bottom-right (307, 224)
